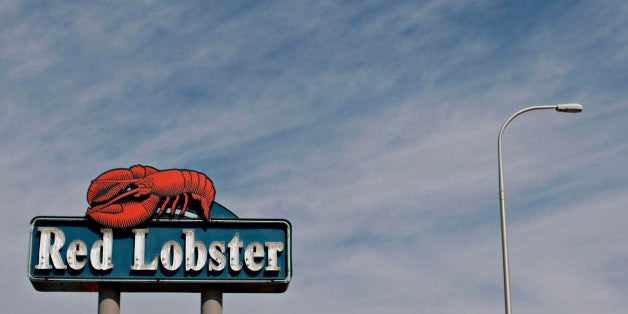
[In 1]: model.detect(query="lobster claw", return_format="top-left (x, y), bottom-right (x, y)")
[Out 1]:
top-left (86, 165), bottom-right (160, 228)
top-left (87, 195), bottom-right (161, 228)
top-left (86, 165), bottom-right (158, 204)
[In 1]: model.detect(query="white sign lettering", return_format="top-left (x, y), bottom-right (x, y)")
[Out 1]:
top-left (35, 228), bottom-right (284, 274)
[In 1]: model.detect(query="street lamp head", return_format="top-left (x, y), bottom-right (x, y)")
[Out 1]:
top-left (555, 103), bottom-right (583, 113)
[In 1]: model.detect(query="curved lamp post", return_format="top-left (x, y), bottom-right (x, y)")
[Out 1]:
top-left (497, 103), bottom-right (582, 314)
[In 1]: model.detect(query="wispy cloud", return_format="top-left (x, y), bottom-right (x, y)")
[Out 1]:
top-left (1, 1), bottom-right (627, 313)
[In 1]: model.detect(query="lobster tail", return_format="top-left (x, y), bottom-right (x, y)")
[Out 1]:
top-left (186, 170), bottom-right (215, 221)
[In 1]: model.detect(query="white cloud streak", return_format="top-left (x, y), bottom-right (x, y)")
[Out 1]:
top-left (1, 1), bottom-right (627, 313)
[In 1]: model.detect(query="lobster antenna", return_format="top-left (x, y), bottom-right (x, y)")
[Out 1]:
top-left (91, 179), bottom-right (141, 183)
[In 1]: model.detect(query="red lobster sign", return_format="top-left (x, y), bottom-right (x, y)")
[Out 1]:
top-left (86, 165), bottom-right (215, 228)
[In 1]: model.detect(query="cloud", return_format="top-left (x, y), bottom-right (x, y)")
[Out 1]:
top-left (1, 1), bottom-right (627, 313)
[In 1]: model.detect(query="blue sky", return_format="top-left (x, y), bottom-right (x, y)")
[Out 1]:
top-left (2, 1), bottom-right (627, 313)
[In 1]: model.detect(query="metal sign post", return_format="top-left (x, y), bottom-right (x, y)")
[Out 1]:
top-left (98, 284), bottom-right (120, 314)
top-left (201, 289), bottom-right (223, 314)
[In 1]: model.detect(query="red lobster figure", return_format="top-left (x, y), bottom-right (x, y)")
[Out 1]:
top-left (86, 165), bottom-right (215, 228)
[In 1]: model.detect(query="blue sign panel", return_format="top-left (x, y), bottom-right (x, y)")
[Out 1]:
top-left (29, 217), bottom-right (291, 293)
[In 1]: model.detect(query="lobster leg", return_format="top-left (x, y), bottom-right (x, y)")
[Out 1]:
top-left (180, 194), bottom-right (189, 216)
top-left (158, 197), bottom-right (171, 216)
top-left (170, 195), bottom-right (180, 216)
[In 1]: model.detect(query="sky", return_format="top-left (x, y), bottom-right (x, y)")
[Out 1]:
top-left (2, 0), bottom-right (627, 313)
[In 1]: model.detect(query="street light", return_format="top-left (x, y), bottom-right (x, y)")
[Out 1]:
top-left (497, 103), bottom-right (582, 314)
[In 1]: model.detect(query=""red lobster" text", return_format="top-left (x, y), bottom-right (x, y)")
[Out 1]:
top-left (35, 228), bottom-right (284, 274)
